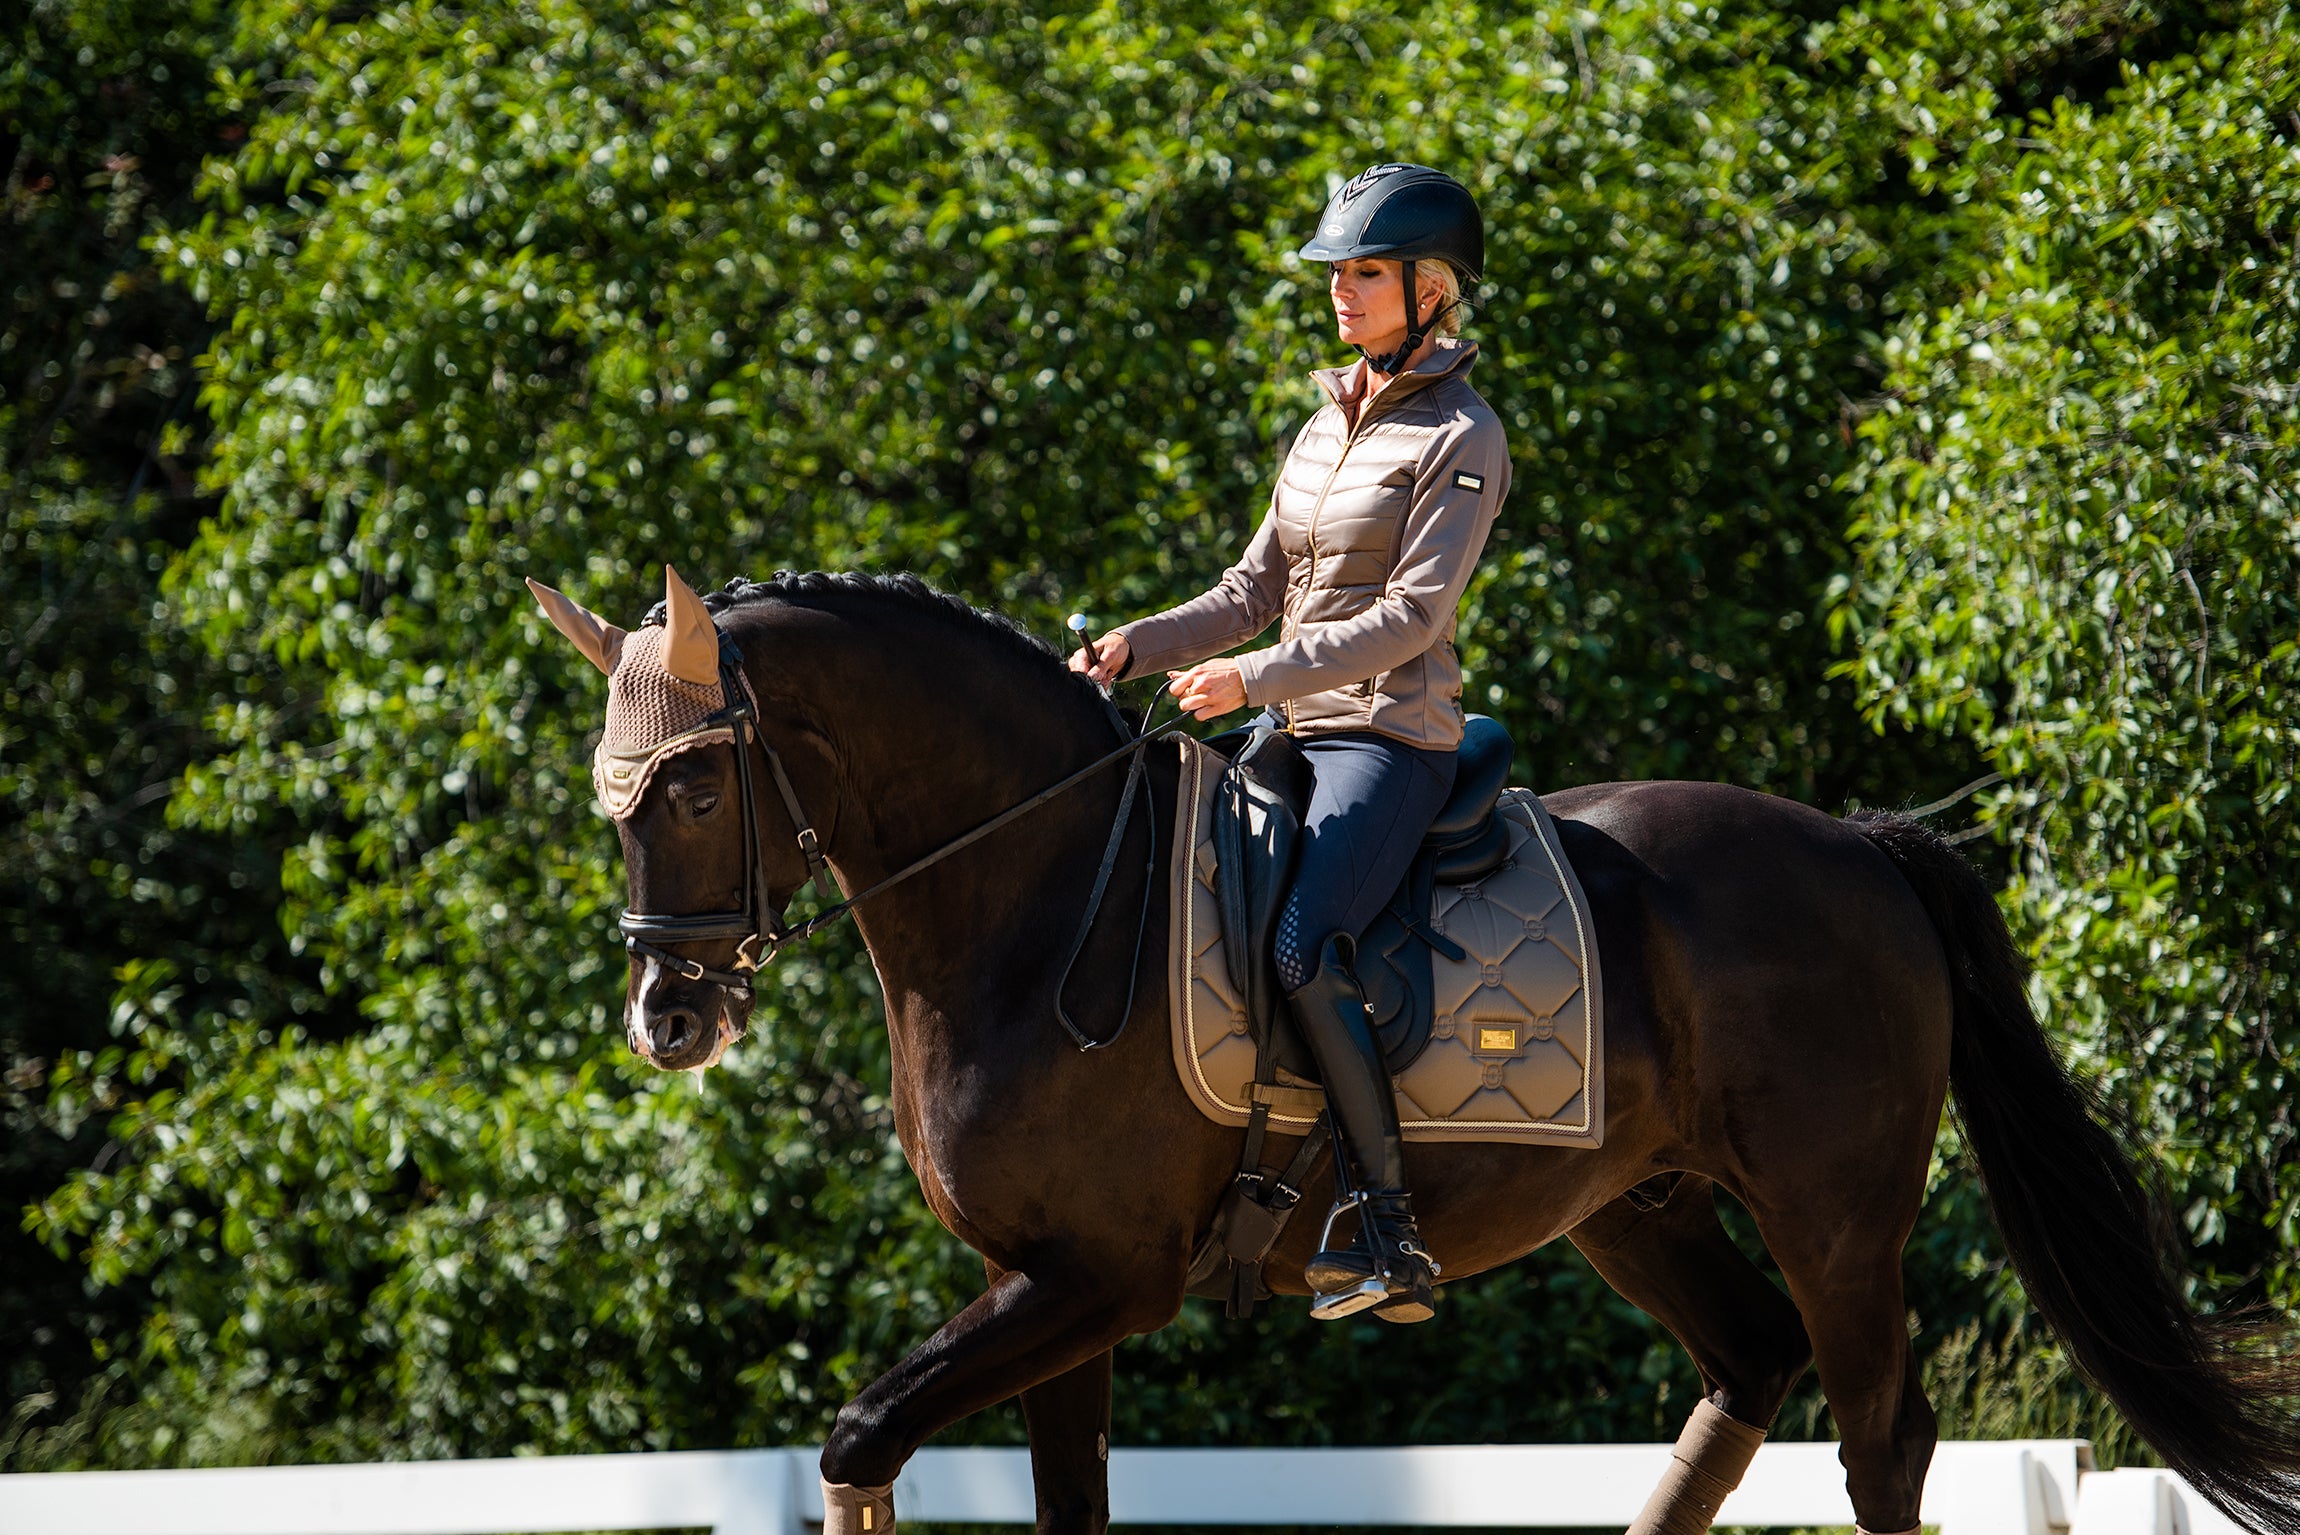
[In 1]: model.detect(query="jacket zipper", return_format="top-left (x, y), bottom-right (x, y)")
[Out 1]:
top-left (1293, 379), bottom-right (1417, 731)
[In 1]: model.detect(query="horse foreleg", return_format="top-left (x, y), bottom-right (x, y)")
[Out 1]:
top-left (820, 1266), bottom-right (1147, 1535)
top-left (1568, 1177), bottom-right (1813, 1534)
top-left (1019, 1348), bottom-right (1114, 1535)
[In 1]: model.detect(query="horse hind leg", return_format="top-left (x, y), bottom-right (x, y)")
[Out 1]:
top-left (1569, 1175), bottom-right (1814, 1534)
top-left (1752, 1210), bottom-right (1937, 1535)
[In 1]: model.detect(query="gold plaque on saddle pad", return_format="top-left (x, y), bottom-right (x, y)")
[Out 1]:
top-left (1166, 735), bottom-right (1605, 1148)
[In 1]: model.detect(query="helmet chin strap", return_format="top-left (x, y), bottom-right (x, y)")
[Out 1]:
top-left (1357, 259), bottom-right (1458, 376)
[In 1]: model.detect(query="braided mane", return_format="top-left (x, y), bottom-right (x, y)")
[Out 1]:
top-left (719, 570), bottom-right (1061, 662)
top-left (642, 570), bottom-right (1124, 728)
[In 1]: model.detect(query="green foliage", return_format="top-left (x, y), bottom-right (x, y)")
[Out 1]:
top-left (1842, 7), bottom-right (2300, 1312)
top-left (0, 0), bottom-right (313, 1420)
top-left (1920, 1323), bottom-right (2146, 1467)
top-left (8, 0), bottom-right (2291, 1472)
top-left (31, 942), bottom-right (988, 1460)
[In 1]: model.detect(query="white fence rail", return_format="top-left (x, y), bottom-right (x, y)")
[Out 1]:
top-left (0, 1443), bottom-right (2242, 1535)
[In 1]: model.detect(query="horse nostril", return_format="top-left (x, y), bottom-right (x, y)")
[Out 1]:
top-left (655, 1008), bottom-right (698, 1054)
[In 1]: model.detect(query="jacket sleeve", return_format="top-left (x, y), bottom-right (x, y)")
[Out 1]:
top-left (1232, 413), bottom-right (1510, 708)
top-left (1109, 496), bottom-right (1288, 679)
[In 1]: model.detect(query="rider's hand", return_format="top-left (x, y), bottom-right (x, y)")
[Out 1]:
top-left (1069, 631), bottom-right (1129, 687)
top-left (1167, 659), bottom-right (1246, 721)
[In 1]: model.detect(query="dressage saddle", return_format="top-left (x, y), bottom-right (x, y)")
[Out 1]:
top-left (1204, 714), bottom-right (1515, 1085)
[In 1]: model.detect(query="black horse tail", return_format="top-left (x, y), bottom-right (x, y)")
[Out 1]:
top-left (1849, 811), bottom-right (2300, 1535)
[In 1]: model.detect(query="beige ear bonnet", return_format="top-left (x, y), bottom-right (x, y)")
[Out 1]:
top-left (591, 623), bottom-right (744, 820)
top-left (529, 568), bottom-right (758, 822)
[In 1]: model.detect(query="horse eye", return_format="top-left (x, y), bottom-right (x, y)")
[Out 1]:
top-left (686, 792), bottom-right (721, 819)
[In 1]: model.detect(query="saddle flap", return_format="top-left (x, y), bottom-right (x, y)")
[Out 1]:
top-left (1430, 817), bottom-right (1511, 884)
top-left (1358, 884), bottom-right (1438, 1071)
top-left (1208, 726), bottom-right (1307, 1068)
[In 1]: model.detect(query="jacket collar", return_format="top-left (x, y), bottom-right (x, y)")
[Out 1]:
top-left (1311, 336), bottom-right (1479, 411)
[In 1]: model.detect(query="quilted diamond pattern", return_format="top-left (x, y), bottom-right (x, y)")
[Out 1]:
top-left (1170, 747), bottom-right (1604, 1150)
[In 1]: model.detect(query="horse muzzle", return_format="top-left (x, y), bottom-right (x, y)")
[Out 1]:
top-left (627, 972), bottom-right (751, 1072)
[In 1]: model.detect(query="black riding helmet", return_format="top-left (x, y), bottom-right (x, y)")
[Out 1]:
top-left (1297, 163), bottom-right (1483, 374)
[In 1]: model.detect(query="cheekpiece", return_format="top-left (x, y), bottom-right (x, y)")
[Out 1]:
top-left (592, 624), bottom-right (745, 820)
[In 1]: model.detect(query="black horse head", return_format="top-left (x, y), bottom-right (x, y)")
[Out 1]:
top-left (529, 565), bottom-right (826, 1072)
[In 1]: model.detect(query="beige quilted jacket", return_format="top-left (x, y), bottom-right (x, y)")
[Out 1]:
top-left (1115, 338), bottom-right (1511, 748)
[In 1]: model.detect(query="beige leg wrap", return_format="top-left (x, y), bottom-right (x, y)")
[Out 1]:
top-left (822, 1478), bottom-right (896, 1535)
top-left (1855, 1527), bottom-right (1921, 1535)
top-left (1625, 1399), bottom-right (1768, 1535)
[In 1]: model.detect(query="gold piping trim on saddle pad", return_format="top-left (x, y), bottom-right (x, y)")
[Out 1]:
top-left (1167, 734), bottom-right (1606, 1147)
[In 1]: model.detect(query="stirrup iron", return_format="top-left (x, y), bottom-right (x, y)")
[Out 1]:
top-left (1305, 1190), bottom-right (1441, 1323)
top-left (1305, 1189), bottom-right (1389, 1321)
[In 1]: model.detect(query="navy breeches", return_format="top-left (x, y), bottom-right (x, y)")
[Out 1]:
top-left (1269, 717), bottom-right (1458, 994)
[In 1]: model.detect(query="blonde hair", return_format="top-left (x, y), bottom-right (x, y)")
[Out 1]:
top-left (1420, 261), bottom-right (1467, 337)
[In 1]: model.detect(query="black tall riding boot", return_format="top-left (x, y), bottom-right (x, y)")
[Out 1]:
top-left (1289, 934), bottom-right (1439, 1323)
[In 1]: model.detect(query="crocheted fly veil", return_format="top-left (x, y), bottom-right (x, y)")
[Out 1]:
top-left (593, 624), bottom-right (732, 818)
top-left (526, 566), bottom-right (738, 822)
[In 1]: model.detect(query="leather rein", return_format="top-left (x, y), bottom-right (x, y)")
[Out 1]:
top-left (618, 633), bottom-right (1167, 1049)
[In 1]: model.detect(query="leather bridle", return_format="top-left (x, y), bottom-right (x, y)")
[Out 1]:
top-left (617, 631), bottom-right (1168, 1048)
top-left (616, 634), bottom-right (835, 993)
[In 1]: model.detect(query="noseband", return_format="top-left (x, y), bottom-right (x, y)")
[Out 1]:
top-left (615, 631), bottom-right (1168, 1049)
top-left (616, 634), bottom-right (835, 993)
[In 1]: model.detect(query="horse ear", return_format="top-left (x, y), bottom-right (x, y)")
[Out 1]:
top-left (525, 576), bottom-right (627, 676)
top-left (661, 565), bottom-right (719, 684)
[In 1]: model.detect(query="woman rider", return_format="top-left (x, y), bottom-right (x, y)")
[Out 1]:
top-left (1069, 164), bottom-right (1510, 1323)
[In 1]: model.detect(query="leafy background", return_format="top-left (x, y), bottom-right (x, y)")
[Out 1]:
top-left (5, 0), bottom-right (2292, 1474)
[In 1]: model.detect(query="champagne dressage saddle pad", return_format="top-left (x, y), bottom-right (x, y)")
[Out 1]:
top-left (1166, 729), bottom-right (1605, 1149)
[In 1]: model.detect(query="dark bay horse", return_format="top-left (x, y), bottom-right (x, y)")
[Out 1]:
top-left (550, 570), bottom-right (2300, 1535)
